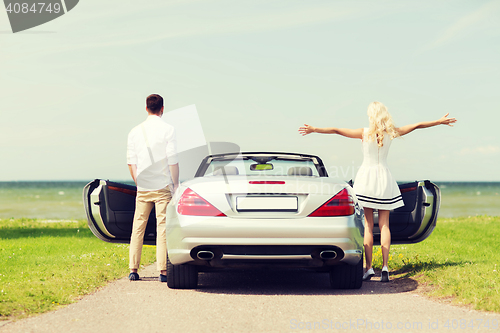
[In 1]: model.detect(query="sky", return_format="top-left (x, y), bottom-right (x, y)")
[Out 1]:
top-left (1, 0), bottom-right (499, 182)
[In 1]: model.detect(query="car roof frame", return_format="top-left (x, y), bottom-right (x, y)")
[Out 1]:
top-left (194, 152), bottom-right (329, 178)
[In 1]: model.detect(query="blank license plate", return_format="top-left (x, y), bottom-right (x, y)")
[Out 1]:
top-left (236, 196), bottom-right (298, 212)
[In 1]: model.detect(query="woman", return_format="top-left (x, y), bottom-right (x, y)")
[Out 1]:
top-left (298, 101), bottom-right (456, 282)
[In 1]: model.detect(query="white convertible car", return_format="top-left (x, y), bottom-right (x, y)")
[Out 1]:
top-left (84, 152), bottom-right (440, 289)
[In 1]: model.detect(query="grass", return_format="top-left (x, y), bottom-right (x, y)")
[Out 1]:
top-left (373, 215), bottom-right (500, 312)
top-left (0, 218), bottom-right (156, 320)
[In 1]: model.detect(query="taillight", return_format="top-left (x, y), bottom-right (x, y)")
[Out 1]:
top-left (308, 188), bottom-right (354, 217)
top-left (177, 189), bottom-right (226, 216)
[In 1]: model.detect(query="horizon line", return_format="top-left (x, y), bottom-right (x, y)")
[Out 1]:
top-left (1, 179), bottom-right (500, 184)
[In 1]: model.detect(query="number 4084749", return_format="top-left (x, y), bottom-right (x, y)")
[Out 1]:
top-left (6, 2), bottom-right (62, 14)
top-left (442, 319), bottom-right (498, 330)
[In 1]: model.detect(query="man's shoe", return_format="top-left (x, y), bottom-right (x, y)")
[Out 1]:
top-left (362, 268), bottom-right (375, 281)
top-left (159, 274), bottom-right (167, 283)
top-left (381, 266), bottom-right (390, 282)
top-left (128, 272), bottom-right (140, 281)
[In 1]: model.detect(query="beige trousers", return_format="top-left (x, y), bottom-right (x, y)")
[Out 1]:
top-left (129, 186), bottom-right (172, 271)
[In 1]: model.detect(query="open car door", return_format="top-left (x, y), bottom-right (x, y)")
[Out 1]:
top-left (373, 180), bottom-right (440, 245)
top-left (83, 180), bottom-right (157, 245)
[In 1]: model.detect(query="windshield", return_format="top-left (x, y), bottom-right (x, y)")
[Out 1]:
top-left (203, 157), bottom-right (320, 177)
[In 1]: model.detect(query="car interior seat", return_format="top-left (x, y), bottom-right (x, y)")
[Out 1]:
top-left (287, 166), bottom-right (313, 176)
top-left (213, 166), bottom-right (239, 176)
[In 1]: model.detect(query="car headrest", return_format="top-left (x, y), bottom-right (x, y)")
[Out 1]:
top-left (213, 166), bottom-right (239, 176)
top-left (287, 166), bottom-right (312, 176)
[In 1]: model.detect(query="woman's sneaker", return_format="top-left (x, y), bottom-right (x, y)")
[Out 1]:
top-left (128, 272), bottom-right (140, 281)
top-left (362, 268), bottom-right (375, 281)
top-left (381, 266), bottom-right (390, 282)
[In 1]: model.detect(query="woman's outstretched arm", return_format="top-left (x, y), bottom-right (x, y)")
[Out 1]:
top-left (298, 124), bottom-right (363, 139)
top-left (396, 113), bottom-right (456, 136)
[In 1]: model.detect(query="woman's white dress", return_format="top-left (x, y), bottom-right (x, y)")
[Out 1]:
top-left (353, 129), bottom-right (404, 210)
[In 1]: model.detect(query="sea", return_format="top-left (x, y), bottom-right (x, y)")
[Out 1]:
top-left (0, 181), bottom-right (499, 220)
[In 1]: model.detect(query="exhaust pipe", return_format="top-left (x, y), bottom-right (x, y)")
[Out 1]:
top-left (196, 250), bottom-right (215, 260)
top-left (319, 250), bottom-right (337, 260)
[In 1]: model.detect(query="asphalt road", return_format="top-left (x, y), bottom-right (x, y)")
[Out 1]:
top-left (2, 264), bottom-right (499, 333)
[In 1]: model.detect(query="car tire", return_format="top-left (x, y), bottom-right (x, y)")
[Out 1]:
top-left (166, 255), bottom-right (198, 289)
top-left (329, 254), bottom-right (363, 289)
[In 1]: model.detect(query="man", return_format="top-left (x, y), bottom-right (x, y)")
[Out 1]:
top-left (127, 94), bottom-right (179, 282)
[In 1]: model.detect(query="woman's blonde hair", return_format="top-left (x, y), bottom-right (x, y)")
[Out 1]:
top-left (365, 101), bottom-right (399, 147)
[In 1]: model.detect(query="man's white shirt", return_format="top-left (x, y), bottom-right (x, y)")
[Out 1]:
top-left (127, 115), bottom-right (178, 191)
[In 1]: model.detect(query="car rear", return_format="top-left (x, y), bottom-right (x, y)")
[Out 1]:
top-left (166, 176), bottom-right (364, 270)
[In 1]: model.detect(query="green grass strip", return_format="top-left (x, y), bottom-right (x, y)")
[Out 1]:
top-left (373, 215), bottom-right (500, 312)
top-left (0, 219), bottom-right (156, 320)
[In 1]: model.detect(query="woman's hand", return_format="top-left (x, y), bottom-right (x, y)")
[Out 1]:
top-left (438, 113), bottom-right (457, 126)
top-left (298, 124), bottom-right (315, 136)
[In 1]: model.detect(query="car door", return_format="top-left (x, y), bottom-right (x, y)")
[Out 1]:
top-left (373, 180), bottom-right (440, 245)
top-left (83, 179), bottom-right (157, 244)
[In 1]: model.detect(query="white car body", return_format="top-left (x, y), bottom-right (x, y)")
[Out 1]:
top-left (84, 151), bottom-right (440, 289)
top-left (167, 175), bottom-right (364, 267)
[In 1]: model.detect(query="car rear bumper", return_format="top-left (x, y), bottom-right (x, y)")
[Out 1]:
top-left (166, 212), bottom-right (364, 267)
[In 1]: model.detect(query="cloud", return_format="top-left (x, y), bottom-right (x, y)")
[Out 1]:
top-left (422, 1), bottom-right (500, 51)
top-left (460, 145), bottom-right (500, 155)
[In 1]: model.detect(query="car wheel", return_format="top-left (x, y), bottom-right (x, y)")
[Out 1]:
top-left (329, 254), bottom-right (363, 289)
top-left (166, 255), bottom-right (198, 289)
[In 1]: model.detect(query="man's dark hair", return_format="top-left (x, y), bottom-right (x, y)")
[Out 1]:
top-left (146, 94), bottom-right (164, 114)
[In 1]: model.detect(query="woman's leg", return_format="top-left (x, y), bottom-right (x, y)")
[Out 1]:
top-left (363, 207), bottom-right (374, 270)
top-left (378, 209), bottom-right (391, 268)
